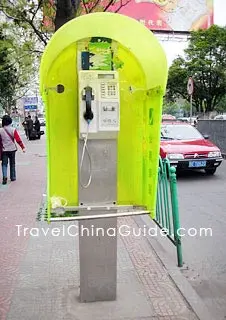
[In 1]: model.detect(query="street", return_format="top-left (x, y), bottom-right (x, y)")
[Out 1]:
top-left (0, 134), bottom-right (201, 320)
top-left (160, 161), bottom-right (226, 320)
top-left (1, 132), bottom-right (225, 319)
top-left (178, 162), bottom-right (226, 320)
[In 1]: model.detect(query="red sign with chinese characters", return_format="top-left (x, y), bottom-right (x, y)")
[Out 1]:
top-left (42, 0), bottom-right (56, 32)
top-left (108, 0), bottom-right (214, 32)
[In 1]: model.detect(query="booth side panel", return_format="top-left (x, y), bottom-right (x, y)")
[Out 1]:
top-left (46, 44), bottom-right (79, 207)
top-left (116, 44), bottom-right (164, 212)
top-left (116, 45), bottom-right (146, 206)
top-left (41, 91), bottom-right (51, 218)
top-left (144, 92), bottom-right (163, 217)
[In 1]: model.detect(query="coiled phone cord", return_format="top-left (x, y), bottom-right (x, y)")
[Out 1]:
top-left (79, 122), bottom-right (92, 188)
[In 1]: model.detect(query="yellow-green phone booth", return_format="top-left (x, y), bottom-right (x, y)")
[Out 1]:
top-left (40, 12), bottom-right (167, 302)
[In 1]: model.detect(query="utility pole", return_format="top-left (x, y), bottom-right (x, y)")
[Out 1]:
top-left (187, 77), bottom-right (194, 124)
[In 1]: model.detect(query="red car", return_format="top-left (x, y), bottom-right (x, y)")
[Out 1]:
top-left (160, 122), bottom-right (223, 175)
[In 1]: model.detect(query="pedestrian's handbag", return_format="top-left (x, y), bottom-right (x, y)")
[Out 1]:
top-left (4, 128), bottom-right (17, 151)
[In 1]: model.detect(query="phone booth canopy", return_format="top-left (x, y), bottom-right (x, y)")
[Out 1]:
top-left (40, 12), bottom-right (168, 220)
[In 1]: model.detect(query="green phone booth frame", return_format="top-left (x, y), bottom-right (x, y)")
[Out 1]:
top-left (39, 12), bottom-right (168, 220)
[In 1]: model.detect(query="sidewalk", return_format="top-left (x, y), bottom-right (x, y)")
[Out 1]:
top-left (0, 135), bottom-right (203, 320)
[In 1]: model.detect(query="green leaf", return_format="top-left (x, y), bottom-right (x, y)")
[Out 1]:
top-left (167, 25), bottom-right (226, 113)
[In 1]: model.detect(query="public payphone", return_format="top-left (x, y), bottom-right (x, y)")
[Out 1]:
top-left (79, 70), bottom-right (120, 139)
top-left (78, 70), bottom-right (120, 188)
top-left (40, 12), bottom-right (167, 303)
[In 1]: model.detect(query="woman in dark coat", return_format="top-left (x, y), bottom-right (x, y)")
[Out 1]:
top-left (34, 116), bottom-right (41, 133)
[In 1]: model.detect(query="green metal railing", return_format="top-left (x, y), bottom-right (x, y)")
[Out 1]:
top-left (155, 157), bottom-right (183, 267)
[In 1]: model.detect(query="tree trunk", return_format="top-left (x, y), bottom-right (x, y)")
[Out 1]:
top-left (5, 99), bottom-right (11, 115)
top-left (206, 99), bottom-right (212, 112)
top-left (54, 0), bottom-right (79, 31)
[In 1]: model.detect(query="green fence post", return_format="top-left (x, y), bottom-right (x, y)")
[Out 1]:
top-left (156, 167), bottom-right (161, 223)
top-left (158, 158), bottom-right (164, 226)
top-left (169, 166), bottom-right (183, 267)
top-left (162, 160), bottom-right (171, 234)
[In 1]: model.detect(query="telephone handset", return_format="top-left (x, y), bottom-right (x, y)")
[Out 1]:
top-left (79, 70), bottom-right (120, 139)
top-left (82, 86), bottom-right (94, 122)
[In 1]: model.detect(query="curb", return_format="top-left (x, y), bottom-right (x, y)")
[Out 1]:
top-left (134, 215), bottom-right (213, 320)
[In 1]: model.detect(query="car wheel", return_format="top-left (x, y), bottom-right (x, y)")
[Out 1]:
top-left (205, 168), bottom-right (216, 175)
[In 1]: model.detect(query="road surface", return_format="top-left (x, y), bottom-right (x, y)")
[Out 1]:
top-left (162, 161), bottom-right (226, 320)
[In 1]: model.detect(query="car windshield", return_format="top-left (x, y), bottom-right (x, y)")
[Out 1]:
top-left (161, 124), bottom-right (203, 140)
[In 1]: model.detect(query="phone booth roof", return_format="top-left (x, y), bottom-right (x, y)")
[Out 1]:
top-left (40, 12), bottom-right (167, 94)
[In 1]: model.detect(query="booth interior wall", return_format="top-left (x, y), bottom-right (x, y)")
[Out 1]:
top-left (143, 92), bottom-right (163, 216)
top-left (116, 44), bottom-right (145, 208)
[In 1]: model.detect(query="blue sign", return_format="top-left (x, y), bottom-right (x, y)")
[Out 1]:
top-left (24, 105), bottom-right (37, 110)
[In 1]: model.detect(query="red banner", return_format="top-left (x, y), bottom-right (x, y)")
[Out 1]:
top-left (108, 0), bottom-right (214, 32)
top-left (42, 0), bottom-right (56, 32)
top-left (42, 0), bottom-right (214, 33)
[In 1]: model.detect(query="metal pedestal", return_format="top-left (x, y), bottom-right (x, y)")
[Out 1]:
top-left (50, 206), bottom-right (150, 302)
top-left (79, 139), bottom-right (117, 302)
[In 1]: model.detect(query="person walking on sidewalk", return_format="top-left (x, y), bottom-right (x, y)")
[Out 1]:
top-left (0, 115), bottom-right (25, 185)
top-left (22, 117), bottom-right (29, 139)
top-left (27, 115), bottom-right (33, 140)
top-left (34, 116), bottom-right (40, 135)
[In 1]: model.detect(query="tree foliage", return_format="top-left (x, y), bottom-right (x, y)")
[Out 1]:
top-left (0, 28), bottom-right (16, 113)
top-left (215, 94), bottom-right (226, 113)
top-left (1, 0), bottom-right (131, 40)
top-left (0, 22), bottom-right (38, 113)
top-left (166, 25), bottom-right (226, 113)
top-left (1, 0), bottom-right (50, 45)
top-left (162, 99), bottom-right (190, 117)
top-left (0, 0), bottom-right (131, 113)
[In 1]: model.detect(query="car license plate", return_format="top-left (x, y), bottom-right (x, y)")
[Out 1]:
top-left (189, 161), bottom-right (206, 168)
